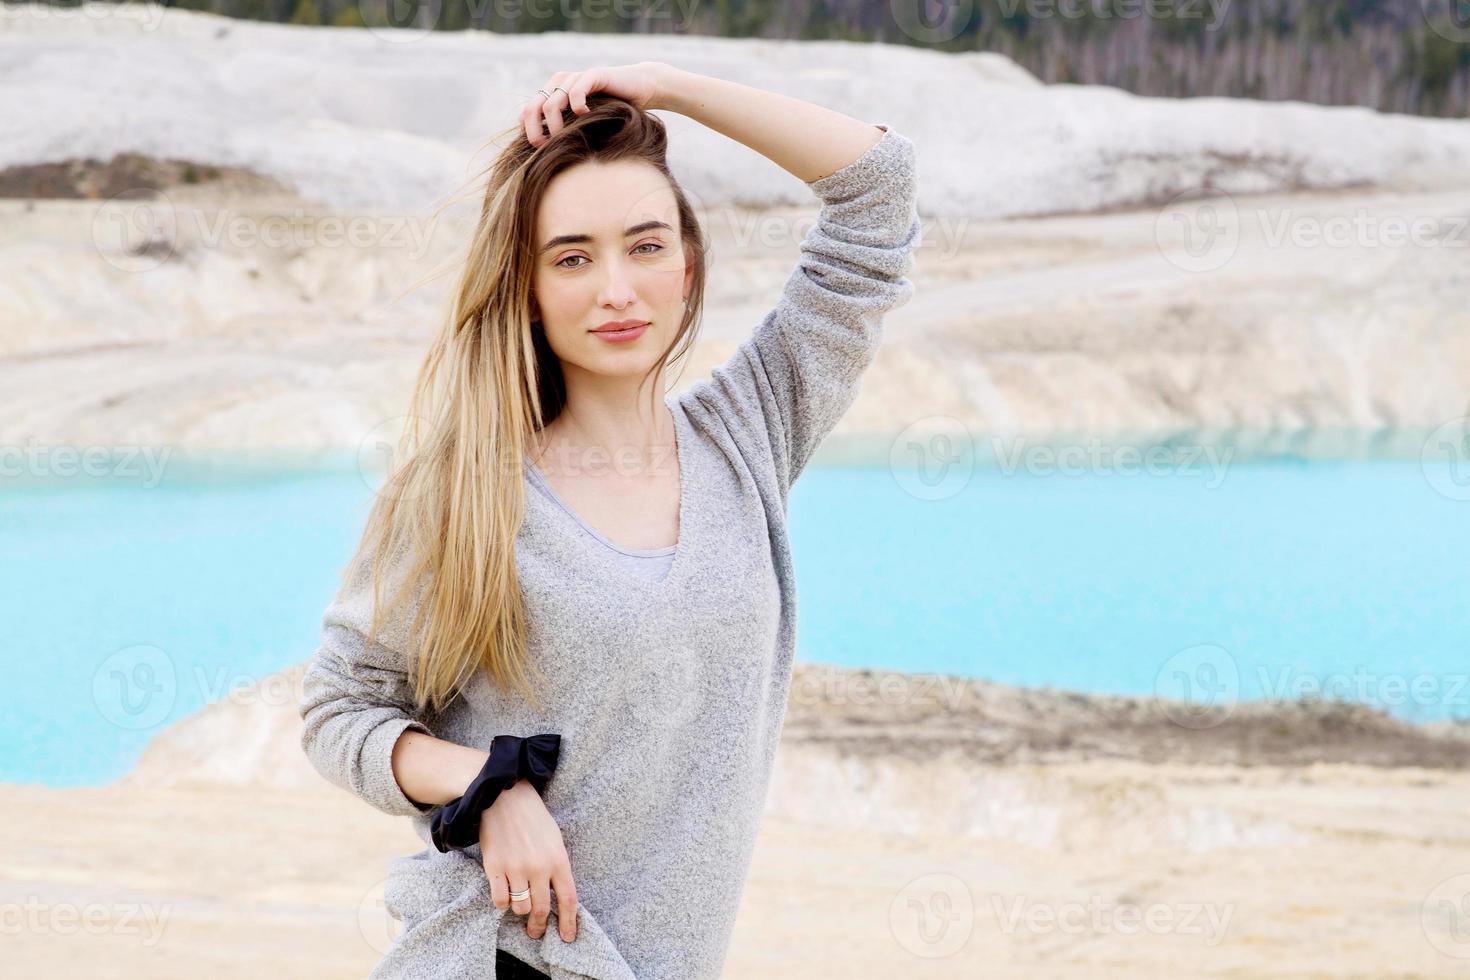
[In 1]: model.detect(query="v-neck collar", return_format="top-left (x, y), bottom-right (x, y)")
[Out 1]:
top-left (522, 395), bottom-right (690, 589)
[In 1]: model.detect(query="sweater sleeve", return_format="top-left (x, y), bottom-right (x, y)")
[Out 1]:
top-left (690, 123), bottom-right (920, 498)
top-left (297, 546), bottom-right (441, 819)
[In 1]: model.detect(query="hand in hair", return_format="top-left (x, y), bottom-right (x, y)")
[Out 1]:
top-left (522, 61), bottom-right (670, 147)
top-left (480, 779), bottom-right (580, 944)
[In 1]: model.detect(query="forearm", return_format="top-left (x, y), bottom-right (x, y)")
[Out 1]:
top-left (650, 63), bottom-right (885, 184)
top-left (391, 729), bottom-right (492, 808)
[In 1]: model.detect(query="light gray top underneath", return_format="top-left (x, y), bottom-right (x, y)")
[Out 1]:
top-left (522, 458), bottom-right (676, 583)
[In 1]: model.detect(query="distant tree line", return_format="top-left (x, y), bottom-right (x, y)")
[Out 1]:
top-left (62, 0), bottom-right (1470, 117)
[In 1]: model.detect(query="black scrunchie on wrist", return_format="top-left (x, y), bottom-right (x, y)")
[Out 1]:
top-left (430, 733), bottom-right (561, 854)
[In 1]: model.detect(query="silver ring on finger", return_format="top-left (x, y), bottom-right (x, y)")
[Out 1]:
top-left (536, 89), bottom-right (550, 99)
top-left (510, 886), bottom-right (531, 902)
top-left (549, 86), bottom-right (568, 99)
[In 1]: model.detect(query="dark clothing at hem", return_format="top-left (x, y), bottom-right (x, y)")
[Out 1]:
top-left (496, 947), bottom-right (552, 979)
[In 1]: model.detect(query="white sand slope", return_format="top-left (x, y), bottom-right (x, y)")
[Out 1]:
top-left (2, 180), bottom-right (1467, 459)
top-left (3, 5), bottom-right (1469, 456)
top-left (3, 3), bottom-right (1470, 218)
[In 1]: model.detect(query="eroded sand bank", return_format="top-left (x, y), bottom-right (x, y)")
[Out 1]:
top-left (3, 662), bottom-right (1468, 977)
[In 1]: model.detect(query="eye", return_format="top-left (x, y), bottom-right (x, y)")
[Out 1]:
top-left (554, 241), bottom-right (663, 269)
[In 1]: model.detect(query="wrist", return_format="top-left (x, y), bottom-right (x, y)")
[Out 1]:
top-left (431, 736), bottom-right (561, 853)
top-left (446, 745), bottom-right (491, 804)
top-left (648, 61), bottom-right (686, 114)
top-left (479, 778), bottom-right (533, 819)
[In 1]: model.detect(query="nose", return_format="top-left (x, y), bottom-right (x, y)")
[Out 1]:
top-left (596, 255), bottom-right (638, 309)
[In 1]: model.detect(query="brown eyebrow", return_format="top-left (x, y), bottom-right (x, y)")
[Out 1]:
top-left (538, 220), bottom-right (673, 256)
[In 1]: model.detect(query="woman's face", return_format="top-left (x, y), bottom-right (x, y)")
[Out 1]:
top-left (531, 158), bottom-right (694, 382)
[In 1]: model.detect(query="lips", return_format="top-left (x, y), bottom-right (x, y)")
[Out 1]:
top-left (590, 321), bottom-right (650, 342)
top-left (591, 319), bottom-right (650, 333)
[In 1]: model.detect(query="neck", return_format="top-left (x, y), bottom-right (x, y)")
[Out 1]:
top-left (534, 368), bottom-right (675, 478)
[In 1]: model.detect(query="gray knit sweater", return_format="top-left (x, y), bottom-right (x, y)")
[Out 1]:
top-left (297, 122), bottom-right (919, 980)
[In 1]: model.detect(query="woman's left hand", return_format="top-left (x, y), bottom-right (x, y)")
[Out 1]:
top-left (522, 62), bottom-right (668, 147)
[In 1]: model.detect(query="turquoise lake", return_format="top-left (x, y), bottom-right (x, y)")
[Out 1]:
top-left (4, 455), bottom-right (1467, 787)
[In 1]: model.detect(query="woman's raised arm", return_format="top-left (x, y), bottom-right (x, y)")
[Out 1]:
top-left (653, 67), bottom-right (921, 494)
top-left (649, 64), bottom-right (889, 183)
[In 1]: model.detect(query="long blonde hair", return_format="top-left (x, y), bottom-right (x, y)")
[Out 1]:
top-left (349, 96), bottom-right (708, 715)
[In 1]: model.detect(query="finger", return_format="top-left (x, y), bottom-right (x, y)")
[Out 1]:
top-left (510, 874), bottom-right (533, 917)
top-left (487, 867), bottom-right (510, 911)
top-left (552, 864), bottom-right (578, 942)
top-left (527, 873), bottom-right (553, 940)
top-left (541, 73), bottom-right (577, 141)
top-left (522, 91), bottom-right (548, 146)
top-left (525, 73), bottom-right (570, 146)
top-left (568, 72), bottom-right (594, 115)
top-left (539, 90), bottom-right (567, 142)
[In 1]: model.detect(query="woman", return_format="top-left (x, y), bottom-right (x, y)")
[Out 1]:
top-left (298, 61), bottom-right (919, 980)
